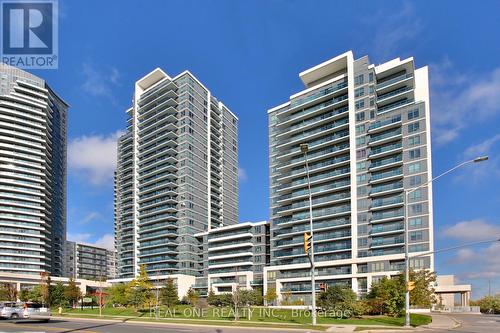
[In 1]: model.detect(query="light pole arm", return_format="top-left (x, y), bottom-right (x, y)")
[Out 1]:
top-left (406, 159), bottom-right (478, 196)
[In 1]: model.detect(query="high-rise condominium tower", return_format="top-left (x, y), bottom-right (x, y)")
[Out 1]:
top-left (0, 63), bottom-right (67, 276)
top-left (115, 69), bottom-right (238, 279)
top-left (265, 51), bottom-right (433, 304)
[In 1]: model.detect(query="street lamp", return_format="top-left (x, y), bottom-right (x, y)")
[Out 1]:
top-left (403, 156), bottom-right (488, 327)
top-left (300, 143), bottom-right (317, 326)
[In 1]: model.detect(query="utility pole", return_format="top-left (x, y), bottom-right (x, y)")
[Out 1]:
top-left (403, 156), bottom-right (488, 327)
top-left (300, 143), bottom-right (316, 326)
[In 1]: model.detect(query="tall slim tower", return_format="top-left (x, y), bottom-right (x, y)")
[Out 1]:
top-left (115, 69), bottom-right (238, 279)
top-left (265, 51), bottom-right (433, 304)
top-left (0, 63), bottom-right (68, 276)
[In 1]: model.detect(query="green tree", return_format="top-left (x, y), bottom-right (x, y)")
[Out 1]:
top-left (50, 282), bottom-right (67, 307)
top-left (160, 278), bottom-right (178, 308)
top-left (471, 295), bottom-right (500, 314)
top-left (207, 288), bottom-right (217, 306)
top-left (64, 278), bottom-right (81, 308)
top-left (0, 283), bottom-right (17, 301)
top-left (265, 287), bottom-right (277, 306)
top-left (281, 290), bottom-right (292, 305)
top-left (250, 287), bottom-right (264, 306)
top-left (367, 276), bottom-right (405, 317)
top-left (409, 270), bottom-right (436, 308)
top-left (19, 289), bottom-right (30, 302)
top-left (106, 283), bottom-right (128, 306)
top-left (127, 265), bottom-right (153, 310)
top-left (317, 285), bottom-right (362, 318)
top-left (40, 273), bottom-right (51, 306)
top-left (27, 285), bottom-right (43, 303)
top-left (185, 287), bottom-right (199, 307)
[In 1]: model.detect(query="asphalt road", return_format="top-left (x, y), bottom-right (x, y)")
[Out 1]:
top-left (0, 317), bottom-right (314, 333)
top-left (415, 313), bottom-right (500, 333)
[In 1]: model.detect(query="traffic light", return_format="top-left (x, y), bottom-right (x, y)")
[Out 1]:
top-left (406, 281), bottom-right (416, 291)
top-left (303, 232), bottom-right (312, 254)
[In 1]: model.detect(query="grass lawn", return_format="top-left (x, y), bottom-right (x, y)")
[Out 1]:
top-left (60, 306), bottom-right (431, 328)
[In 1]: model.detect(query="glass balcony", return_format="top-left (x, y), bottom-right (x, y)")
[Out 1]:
top-left (370, 142), bottom-right (402, 156)
top-left (377, 86), bottom-right (413, 101)
top-left (371, 181), bottom-right (403, 194)
top-left (286, 142), bottom-right (350, 166)
top-left (370, 222), bottom-right (404, 235)
top-left (371, 167), bottom-right (403, 182)
top-left (371, 236), bottom-right (404, 247)
top-left (275, 191), bottom-right (350, 214)
top-left (377, 98), bottom-right (414, 114)
top-left (376, 73), bottom-right (413, 90)
top-left (290, 81), bottom-right (347, 107)
top-left (371, 209), bottom-right (404, 221)
top-left (370, 154), bottom-right (402, 169)
top-left (370, 128), bottom-right (402, 144)
top-left (279, 106), bottom-right (348, 135)
top-left (279, 117), bottom-right (349, 145)
top-left (287, 154), bottom-right (350, 177)
top-left (372, 195), bottom-right (404, 208)
top-left (278, 129), bottom-right (349, 156)
top-left (273, 218), bottom-right (350, 236)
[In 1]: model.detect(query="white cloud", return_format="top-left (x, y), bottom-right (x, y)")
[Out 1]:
top-left (67, 233), bottom-right (91, 243)
top-left (81, 63), bottom-right (121, 101)
top-left (367, 1), bottom-right (423, 61)
top-left (68, 131), bottom-right (125, 186)
top-left (238, 167), bottom-right (248, 182)
top-left (442, 219), bottom-right (500, 242)
top-left (67, 233), bottom-right (115, 251)
top-left (93, 234), bottom-right (115, 251)
top-left (430, 60), bottom-right (500, 145)
top-left (451, 242), bottom-right (500, 280)
top-left (79, 211), bottom-right (101, 225)
top-left (454, 134), bottom-right (500, 183)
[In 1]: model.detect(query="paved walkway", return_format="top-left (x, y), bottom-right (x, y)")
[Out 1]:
top-left (424, 313), bottom-right (460, 330)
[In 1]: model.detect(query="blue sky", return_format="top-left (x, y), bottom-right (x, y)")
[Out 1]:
top-left (29, 0), bottom-right (500, 297)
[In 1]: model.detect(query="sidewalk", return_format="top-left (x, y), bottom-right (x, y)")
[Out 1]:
top-left (423, 314), bottom-right (460, 330)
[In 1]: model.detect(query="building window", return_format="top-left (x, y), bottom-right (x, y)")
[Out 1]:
top-left (356, 161), bottom-right (366, 171)
top-left (409, 149), bottom-right (421, 159)
top-left (409, 189), bottom-right (422, 200)
top-left (408, 122), bottom-right (420, 133)
top-left (356, 124), bottom-right (365, 134)
top-left (410, 231), bottom-right (423, 241)
top-left (408, 135), bottom-right (420, 146)
top-left (411, 203), bottom-right (423, 214)
top-left (357, 185), bottom-right (367, 196)
top-left (410, 258), bottom-right (425, 269)
top-left (371, 262), bottom-right (384, 272)
top-left (356, 112), bottom-right (365, 121)
top-left (355, 87), bottom-right (365, 97)
top-left (357, 174), bottom-right (367, 182)
top-left (355, 100), bottom-right (365, 110)
top-left (410, 175), bottom-right (422, 186)
top-left (408, 162), bottom-right (421, 174)
top-left (356, 136), bottom-right (366, 147)
top-left (369, 72), bottom-right (374, 82)
top-left (408, 109), bottom-right (419, 120)
top-left (356, 149), bottom-right (366, 159)
top-left (355, 74), bottom-right (364, 85)
top-left (409, 217), bottom-right (423, 227)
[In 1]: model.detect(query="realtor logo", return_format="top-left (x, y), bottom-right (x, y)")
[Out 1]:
top-left (1, 0), bottom-right (58, 69)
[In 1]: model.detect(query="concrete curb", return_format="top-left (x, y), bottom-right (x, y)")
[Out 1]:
top-left (52, 316), bottom-right (322, 332)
